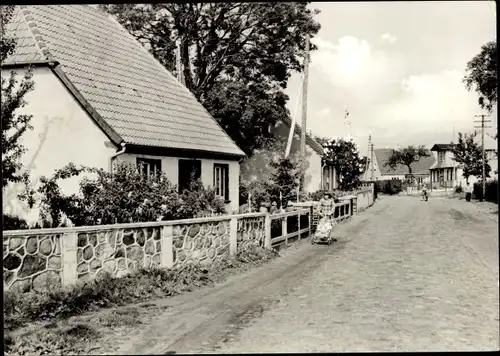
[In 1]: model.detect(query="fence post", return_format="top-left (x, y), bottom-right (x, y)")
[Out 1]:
top-left (61, 231), bottom-right (78, 287)
top-left (264, 214), bottom-right (272, 249)
top-left (297, 211), bottom-right (301, 241)
top-left (229, 217), bottom-right (238, 255)
top-left (282, 216), bottom-right (288, 245)
top-left (161, 225), bottom-right (173, 268)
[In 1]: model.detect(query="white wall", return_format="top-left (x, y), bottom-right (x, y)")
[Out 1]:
top-left (2, 67), bottom-right (117, 224)
top-left (240, 121), bottom-right (325, 193)
top-left (119, 154), bottom-right (240, 213)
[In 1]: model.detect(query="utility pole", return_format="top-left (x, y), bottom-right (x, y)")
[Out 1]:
top-left (300, 35), bottom-right (310, 192)
top-left (473, 113), bottom-right (492, 200)
top-left (369, 134), bottom-right (374, 181)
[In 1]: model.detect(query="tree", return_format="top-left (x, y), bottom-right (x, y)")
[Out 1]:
top-left (384, 145), bottom-right (430, 182)
top-left (100, 3), bottom-right (321, 155)
top-left (451, 132), bottom-right (491, 183)
top-left (320, 137), bottom-right (365, 191)
top-left (1, 5), bottom-right (35, 188)
top-left (268, 156), bottom-right (301, 207)
top-left (464, 40), bottom-right (497, 112)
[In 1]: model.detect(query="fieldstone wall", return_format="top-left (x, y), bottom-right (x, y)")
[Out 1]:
top-left (172, 220), bottom-right (231, 267)
top-left (3, 233), bottom-right (62, 293)
top-left (76, 227), bottom-right (162, 281)
top-left (237, 217), bottom-right (266, 253)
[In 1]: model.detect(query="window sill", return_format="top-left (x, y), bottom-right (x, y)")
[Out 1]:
top-left (224, 200), bottom-right (231, 204)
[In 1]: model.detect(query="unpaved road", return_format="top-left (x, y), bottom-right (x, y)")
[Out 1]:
top-left (103, 196), bottom-right (499, 353)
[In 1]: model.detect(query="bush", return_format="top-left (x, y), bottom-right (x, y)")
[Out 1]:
top-left (2, 214), bottom-right (28, 230)
top-left (455, 185), bottom-right (463, 193)
top-left (374, 179), bottom-right (402, 195)
top-left (473, 180), bottom-right (498, 203)
top-left (17, 162), bottom-right (226, 229)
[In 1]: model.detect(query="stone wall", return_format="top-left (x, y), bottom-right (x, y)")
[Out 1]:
top-left (172, 220), bottom-right (231, 267)
top-left (3, 209), bottom-right (310, 293)
top-left (237, 216), bottom-right (266, 253)
top-left (76, 227), bottom-right (162, 281)
top-left (3, 233), bottom-right (62, 293)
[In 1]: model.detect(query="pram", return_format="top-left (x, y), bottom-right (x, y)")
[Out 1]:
top-left (311, 215), bottom-right (336, 245)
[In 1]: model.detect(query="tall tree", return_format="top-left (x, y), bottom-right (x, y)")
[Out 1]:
top-left (100, 3), bottom-right (321, 155)
top-left (451, 132), bottom-right (491, 183)
top-left (320, 137), bottom-right (365, 191)
top-left (384, 145), bottom-right (430, 181)
top-left (464, 40), bottom-right (497, 112)
top-left (1, 5), bottom-right (35, 188)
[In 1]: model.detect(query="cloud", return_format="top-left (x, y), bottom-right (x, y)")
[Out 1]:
top-left (380, 33), bottom-right (397, 44)
top-left (317, 107), bottom-right (331, 117)
top-left (371, 69), bottom-right (490, 143)
top-left (310, 36), bottom-right (406, 92)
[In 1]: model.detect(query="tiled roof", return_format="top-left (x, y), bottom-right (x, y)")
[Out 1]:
top-left (280, 116), bottom-right (323, 155)
top-left (2, 5), bottom-right (245, 157)
top-left (430, 143), bottom-right (455, 151)
top-left (374, 148), bottom-right (435, 175)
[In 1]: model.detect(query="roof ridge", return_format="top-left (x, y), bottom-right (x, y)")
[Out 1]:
top-left (18, 6), bottom-right (55, 62)
top-left (104, 9), bottom-right (244, 156)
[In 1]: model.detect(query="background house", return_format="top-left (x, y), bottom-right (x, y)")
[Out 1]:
top-left (2, 5), bottom-right (245, 223)
top-left (363, 148), bottom-right (435, 183)
top-left (430, 132), bottom-right (497, 188)
top-left (240, 116), bottom-right (337, 194)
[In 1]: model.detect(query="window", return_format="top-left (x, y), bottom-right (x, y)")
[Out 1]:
top-left (137, 158), bottom-right (161, 178)
top-left (213, 164), bottom-right (229, 201)
top-left (438, 151), bottom-right (445, 163)
top-left (178, 159), bottom-right (201, 193)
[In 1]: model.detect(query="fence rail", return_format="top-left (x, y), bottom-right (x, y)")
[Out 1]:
top-left (269, 208), bottom-right (310, 246)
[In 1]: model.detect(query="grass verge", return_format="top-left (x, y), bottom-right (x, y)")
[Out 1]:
top-left (4, 246), bottom-right (279, 356)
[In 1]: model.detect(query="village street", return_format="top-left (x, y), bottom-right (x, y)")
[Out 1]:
top-left (99, 195), bottom-right (499, 354)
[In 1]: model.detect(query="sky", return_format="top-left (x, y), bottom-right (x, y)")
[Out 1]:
top-left (285, 1), bottom-right (497, 158)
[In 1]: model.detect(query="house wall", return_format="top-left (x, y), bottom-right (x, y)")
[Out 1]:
top-left (240, 121), bottom-right (324, 193)
top-left (118, 154), bottom-right (240, 213)
top-left (2, 67), bottom-right (117, 224)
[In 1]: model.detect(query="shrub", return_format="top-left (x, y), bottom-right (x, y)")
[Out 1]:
top-left (2, 214), bottom-right (28, 230)
top-left (473, 180), bottom-right (498, 203)
top-left (375, 179), bottom-right (402, 195)
top-left (455, 185), bottom-right (463, 193)
top-left (21, 162), bottom-right (226, 228)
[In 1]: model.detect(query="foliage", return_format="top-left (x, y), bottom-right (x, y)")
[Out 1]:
top-left (244, 180), bottom-right (272, 211)
top-left (451, 132), bottom-right (491, 183)
top-left (455, 185), bottom-right (463, 194)
top-left (268, 156), bottom-right (301, 208)
top-left (473, 179), bottom-right (497, 203)
top-left (3, 246), bottom-right (279, 333)
top-left (384, 145), bottom-right (430, 180)
top-left (374, 179), bottom-right (403, 195)
top-left (25, 162), bottom-right (225, 228)
top-left (464, 40), bottom-right (497, 112)
top-left (2, 214), bottom-right (28, 230)
top-left (100, 3), bottom-right (321, 155)
top-left (320, 137), bottom-right (365, 191)
top-left (1, 6), bottom-right (35, 188)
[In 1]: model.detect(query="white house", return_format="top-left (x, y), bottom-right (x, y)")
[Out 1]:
top-left (363, 148), bottom-right (435, 183)
top-left (240, 115), bottom-right (338, 194)
top-left (2, 5), bottom-right (245, 223)
top-left (429, 132), bottom-right (497, 188)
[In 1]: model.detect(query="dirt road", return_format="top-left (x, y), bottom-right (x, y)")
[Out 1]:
top-left (106, 196), bottom-right (498, 353)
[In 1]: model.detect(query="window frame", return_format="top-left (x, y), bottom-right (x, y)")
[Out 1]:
top-left (213, 163), bottom-right (230, 202)
top-left (136, 158), bottom-right (162, 179)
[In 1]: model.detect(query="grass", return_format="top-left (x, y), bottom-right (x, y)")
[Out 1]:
top-left (4, 246), bottom-right (279, 356)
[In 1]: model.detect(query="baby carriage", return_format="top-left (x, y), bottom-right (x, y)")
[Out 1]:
top-left (311, 215), bottom-right (336, 245)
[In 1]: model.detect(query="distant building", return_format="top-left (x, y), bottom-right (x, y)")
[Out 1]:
top-left (429, 132), bottom-right (497, 188)
top-left (363, 148), bottom-right (435, 183)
